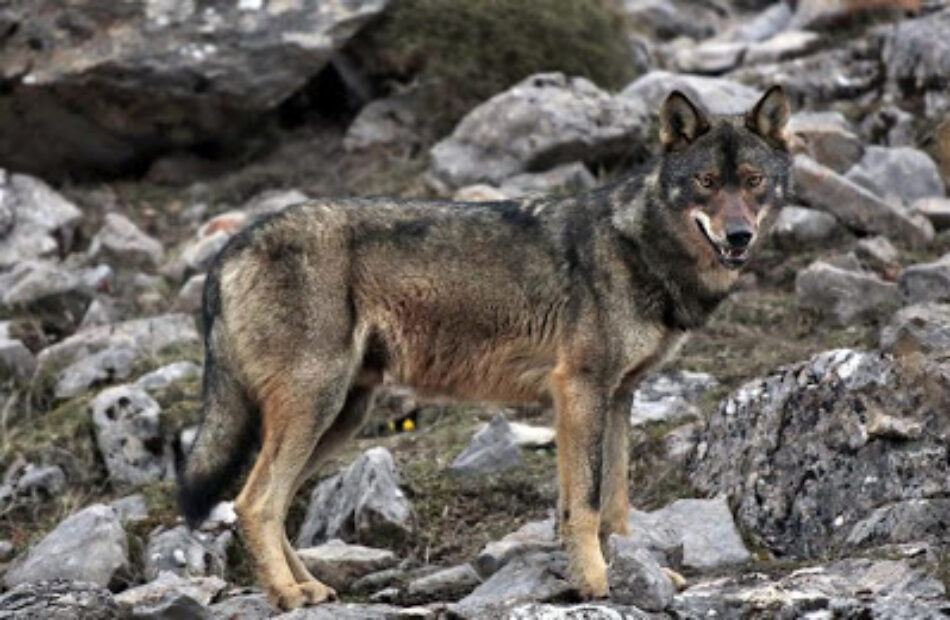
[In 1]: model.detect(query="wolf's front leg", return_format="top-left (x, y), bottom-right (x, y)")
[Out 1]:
top-left (600, 391), bottom-right (633, 540)
top-left (552, 369), bottom-right (609, 599)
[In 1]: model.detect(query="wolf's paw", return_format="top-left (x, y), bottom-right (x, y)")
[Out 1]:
top-left (270, 580), bottom-right (337, 610)
top-left (573, 554), bottom-right (609, 600)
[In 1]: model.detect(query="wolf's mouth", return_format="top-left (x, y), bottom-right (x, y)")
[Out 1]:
top-left (694, 218), bottom-right (749, 269)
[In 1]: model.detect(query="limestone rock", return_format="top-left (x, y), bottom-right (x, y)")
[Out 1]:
top-left (90, 385), bottom-right (167, 486)
top-left (0, 580), bottom-right (120, 620)
top-left (690, 348), bottom-right (950, 559)
top-left (899, 254), bottom-right (950, 304)
top-left (845, 146), bottom-right (945, 205)
top-left (0, 170), bottom-right (82, 269)
top-left (297, 447), bottom-right (415, 548)
top-left (144, 525), bottom-right (228, 580)
top-left (87, 213), bottom-right (164, 269)
top-left (880, 303), bottom-right (950, 355)
top-left (793, 155), bottom-right (933, 247)
top-left (788, 111), bottom-right (864, 173)
top-left (912, 197), bottom-right (950, 231)
top-left (620, 70), bottom-right (758, 114)
top-left (430, 73), bottom-right (649, 189)
top-left (4, 504), bottom-right (129, 589)
top-left (474, 518), bottom-right (558, 578)
top-left (450, 413), bottom-right (524, 476)
top-left (0, 0), bottom-right (391, 178)
top-left (630, 370), bottom-right (718, 427)
top-left (607, 535), bottom-right (675, 611)
top-left (116, 571), bottom-right (226, 619)
top-left (451, 552), bottom-right (573, 618)
top-left (771, 205), bottom-right (842, 249)
top-left (296, 539), bottom-right (398, 592)
top-left (795, 261), bottom-right (900, 326)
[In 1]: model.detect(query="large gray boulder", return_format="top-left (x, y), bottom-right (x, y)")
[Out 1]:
top-left (4, 504), bottom-right (129, 589)
top-left (429, 73), bottom-right (649, 189)
top-left (0, 0), bottom-right (390, 178)
top-left (90, 385), bottom-right (168, 486)
top-left (297, 447), bottom-right (415, 548)
top-left (0, 170), bottom-right (82, 269)
top-left (0, 580), bottom-right (121, 620)
top-left (691, 348), bottom-right (950, 559)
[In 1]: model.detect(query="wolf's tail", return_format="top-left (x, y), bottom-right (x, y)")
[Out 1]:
top-left (176, 271), bottom-right (259, 528)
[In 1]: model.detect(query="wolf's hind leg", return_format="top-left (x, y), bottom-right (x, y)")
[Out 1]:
top-left (283, 386), bottom-right (377, 584)
top-left (235, 373), bottom-right (349, 610)
top-left (600, 392), bottom-right (632, 540)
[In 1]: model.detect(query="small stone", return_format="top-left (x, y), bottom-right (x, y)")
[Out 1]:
top-left (607, 535), bottom-right (675, 612)
top-left (499, 162), bottom-right (596, 198)
top-left (506, 422), bottom-right (556, 448)
top-left (402, 563), bottom-right (482, 604)
top-left (296, 539), bottom-right (398, 591)
top-left (54, 346), bottom-right (137, 400)
top-left (209, 592), bottom-right (275, 618)
top-left (344, 93), bottom-right (420, 152)
top-left (0, 338), bottom-right (35, 384)
top-left (452, 551), bottom-right (573, 618)
top-left (771, 205), bottom-right (842, 249)
top-left (669, 41), bottom-right (747, 74)
top-left (744, 30), bottom-right (822, 65)
top-left (630, 370), bottom-right (718, 427)
top-left (855, 236), bottom-right (900, 274)
top-left (109, 494), bottom-right (149, 524)
top-left (144, 525), bottom-right (228, 580)
top-left (90, 385), bottom-right (167, 486)
top-left (0, 540), bottom-right (13, 562)
top-left (0, 170), bottom-right (83, 269)
top-left (867, 411), bottom-right (923, 441)
top-left (621, 70), bottom-right (759, 114)
top-left (474, 517), bottom-right (558, 578)
top-left (912, 197), bottom-right (950, 231)
top-left (450, 413), bottom-right (524, 476)
top-left (899, 254), bottom-right (950, 304)
top-left (880, 302), bottom-right (950, 355)
top-left (79, 298), bottom-right (119, 329)
top-left (796, 261), bottom-right (900, 326)
top-left (87, 213), bottom-right (164, 269)
top-left (788, 111), bottom-right (864, 173)
top-left (453, 185), bottom-right (509, 203)
top-left (134, 361), bottom-right (202, 393)
top-left (15, 464), bottom-right (65, 499)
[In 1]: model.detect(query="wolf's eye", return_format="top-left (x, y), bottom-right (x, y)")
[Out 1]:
top-left (746, 174), bottom-right (765, 189)
top-left (696, 174), bottom-right (717, 189)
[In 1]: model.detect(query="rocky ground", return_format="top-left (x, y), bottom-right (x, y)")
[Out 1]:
top-left (1, 0), bottom-right (950, 618)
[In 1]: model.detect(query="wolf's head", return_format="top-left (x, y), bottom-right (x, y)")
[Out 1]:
top-left (653, 86), bottom-right (791, 272)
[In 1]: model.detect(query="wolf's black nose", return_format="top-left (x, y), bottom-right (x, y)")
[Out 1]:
top-left (726, 228), bottom-right (753, 249)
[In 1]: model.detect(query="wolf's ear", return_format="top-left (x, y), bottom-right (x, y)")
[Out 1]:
top-left (746, 85), bottom-right (790, 149)
top-left (659, 90), bottom-right (710, 151)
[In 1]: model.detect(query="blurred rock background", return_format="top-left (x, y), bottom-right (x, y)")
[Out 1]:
top-left (1, 0), bottom-right (950, 617)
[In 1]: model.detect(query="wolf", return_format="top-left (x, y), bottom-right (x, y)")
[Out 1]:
top-left (177, 85), bottom-right (792, 609)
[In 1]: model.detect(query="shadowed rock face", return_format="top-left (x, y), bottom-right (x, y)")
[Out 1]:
top-left (0, 0), bottom-right (389, 178)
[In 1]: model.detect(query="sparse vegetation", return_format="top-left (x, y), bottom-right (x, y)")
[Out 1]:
top-left (366, 0), bottom-right (637, 135)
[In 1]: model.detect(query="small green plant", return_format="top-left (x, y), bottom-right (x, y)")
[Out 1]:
top-left (370, 0), bottom-right (637, 135)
